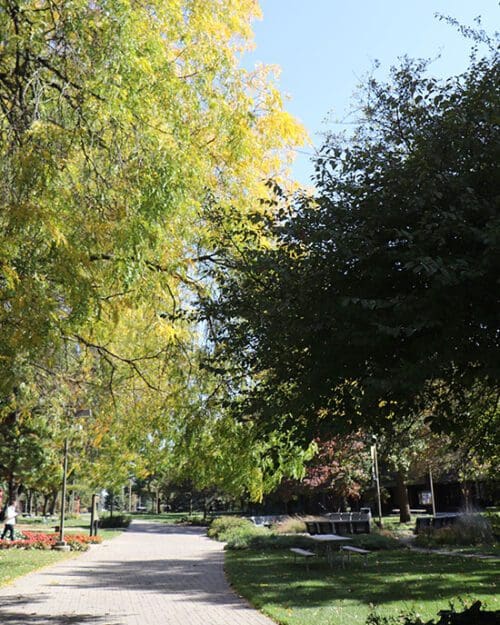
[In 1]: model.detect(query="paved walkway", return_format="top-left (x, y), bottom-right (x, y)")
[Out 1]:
top-left (0, 521), bottom-right (275, 625)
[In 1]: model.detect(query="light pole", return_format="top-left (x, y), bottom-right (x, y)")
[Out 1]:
top-left (54, 408), bottom-right (91, 551)
top-left (429, 467), bottom-right (437, 517)
top-left (371, 435), bottom-right (383, 528)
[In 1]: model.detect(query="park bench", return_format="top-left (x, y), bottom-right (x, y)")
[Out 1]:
top-left (415, 513), bottom-right (461, 534)
top-left (340, 545), bottom-right (370, 566)
top-left (306, 512), bottom-right (371, 536)
top-left (290, 547), bottom-right (315, 571)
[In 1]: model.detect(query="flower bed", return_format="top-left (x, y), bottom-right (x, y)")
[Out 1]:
top-left (0, 531), bottom-right (102, 551)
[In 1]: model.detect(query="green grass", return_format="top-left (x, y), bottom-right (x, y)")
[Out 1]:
top-left (225, 548), bottom-right (499, 625)
top-left (378, 516), bottom-right (416, 534)
top-left (129, 511), bottom-right (207, 524)
top-left (0, 549), bottom-right (77, 587)
top-left (17, 517), bottom-right (121, 542)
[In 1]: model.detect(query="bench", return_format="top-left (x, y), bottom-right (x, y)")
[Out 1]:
top-left (340, 545), bottom-right (370, 567)
top-left (290, 547), bottom-right (315, 571)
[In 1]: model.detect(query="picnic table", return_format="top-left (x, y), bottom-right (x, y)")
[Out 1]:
top-left (308, 533), bottom-right (351, 566)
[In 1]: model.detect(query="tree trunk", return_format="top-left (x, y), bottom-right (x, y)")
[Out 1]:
top-left (461, 481), bottom-right (472, 512)
top-left (27, 490), bottom-right (33, 515)
top-left (49, 491), bottom-right (57, 515)
top-left (7, 473), bottom-right (20, 503)
top-left (395, 471), bottom-right (411, 523)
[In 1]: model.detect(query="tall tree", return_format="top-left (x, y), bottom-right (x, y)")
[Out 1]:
top-left (0, 0), bottom-right (308, 496)
top-left (0, 0), bottom-right (304, 390)
top-left (202, 41), bottom-right (500, 444)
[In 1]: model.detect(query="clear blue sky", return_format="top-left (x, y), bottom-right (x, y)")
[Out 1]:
top-left (246, 1), bottom-right (499, 185)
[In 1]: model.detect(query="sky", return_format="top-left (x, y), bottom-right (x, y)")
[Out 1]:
top-left (245, 1), bottom-right (499, 185)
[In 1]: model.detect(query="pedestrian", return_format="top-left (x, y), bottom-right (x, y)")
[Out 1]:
top-left (1, 500), bottom-right (18, 540)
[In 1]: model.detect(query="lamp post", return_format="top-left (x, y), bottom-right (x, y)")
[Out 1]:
top-left (371, 435), bottom-right (383, 528)
top-left (429, 467), bottom-right (437, 517)
top-left (54, 408), bottom-right (91, 551)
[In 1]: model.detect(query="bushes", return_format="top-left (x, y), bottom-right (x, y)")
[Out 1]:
top-left (274, 517), bottom-right (307, 534)
top-left (349, 531), bottom-right (403, 551)
top-left (207, 516), bottom-right (255, 541)
top-left (231, 532), bottom-right (316, 551)
top-left (415, 514), bottom-right (494, 548)
top-left (484, 511), bottom-right (500, 539)
top-left (175, 515), bottom-right (208, 526)
top-left (223, 526), bottom-right (271, 550)
top-left (98, 514), bottom-right (131, 528)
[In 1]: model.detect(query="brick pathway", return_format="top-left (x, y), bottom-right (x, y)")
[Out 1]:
top-left (0, 521), bottom-right (275, 625)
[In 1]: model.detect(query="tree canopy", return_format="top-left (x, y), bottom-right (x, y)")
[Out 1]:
top-left (202, 44), bottom-right (500, 446)
top-left (0, 0), bottom-right (307, 501)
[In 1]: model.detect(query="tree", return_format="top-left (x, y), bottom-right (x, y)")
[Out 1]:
top-left (0, 0), bottom-right (304, 389)
top-left (0, 0), bottom-right (307, 499)
top-left (202, 42), bottom-right (500, 446)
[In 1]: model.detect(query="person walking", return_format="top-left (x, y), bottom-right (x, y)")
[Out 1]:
top-left (1, 500), bottom-right (18, 540)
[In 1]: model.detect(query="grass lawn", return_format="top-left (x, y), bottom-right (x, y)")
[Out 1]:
top-left (225, 548), bottom-right (499, 625)
top-left (129, 511), bottom-right (206, 524)
top-left (0, 549), bottom-right (78, 587)
top-left (17, 518), bottom-right (121, 542)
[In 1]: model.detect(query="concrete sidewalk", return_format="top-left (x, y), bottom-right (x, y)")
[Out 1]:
top-left (0, 521), bottom-right (275, 625)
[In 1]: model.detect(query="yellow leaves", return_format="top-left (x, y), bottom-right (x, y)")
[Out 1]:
top-left (1, 265), bottom-right (19, 290)
top-left (45, 223), bottom-right (68, 248)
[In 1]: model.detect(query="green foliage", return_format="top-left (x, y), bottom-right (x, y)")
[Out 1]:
top-left (484, 512), bottom-right (500, 539)
top-left (202, 44), bottom-right (500, 445)
top-left (348, 532), bottom-right (403, 551)
top-left (207, 516), bottom-right (255, 541)
top-left (274, 517), bottom-right (307, 534)
top-left (415, 515), bottom-right (494, 548)
top-left (176, 515), bottom-right (208, 526)
top-left (0, 0), bottom-right (306, 507)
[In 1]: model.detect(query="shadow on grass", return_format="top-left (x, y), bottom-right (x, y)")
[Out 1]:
top-left (226, 549), bottom-right (500, 610)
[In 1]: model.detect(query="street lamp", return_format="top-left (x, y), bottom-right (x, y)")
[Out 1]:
top-left (54, 408), bottom-right (92, 551)
top-left (370, 435), bottom-right (383, 528)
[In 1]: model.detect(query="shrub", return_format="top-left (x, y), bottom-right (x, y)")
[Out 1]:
top-left (99, 514), bottom-right (131, 528)
top-left (484, 511), bottom-right (500, 539)
top-left (349, 531), bottom-right (404, 551)
top-left (207, 516), bottom-right (255, 541)
top-left (224, 525), bottom-right (271, 550)
top-left (232, 532), bottom-right (316, 551)
top-left (176, 515), bottom-right (208, 526)
top-left (415, 514), bottom-right (494, 548)
top-left (274, 516), bottom-right (307, 534)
